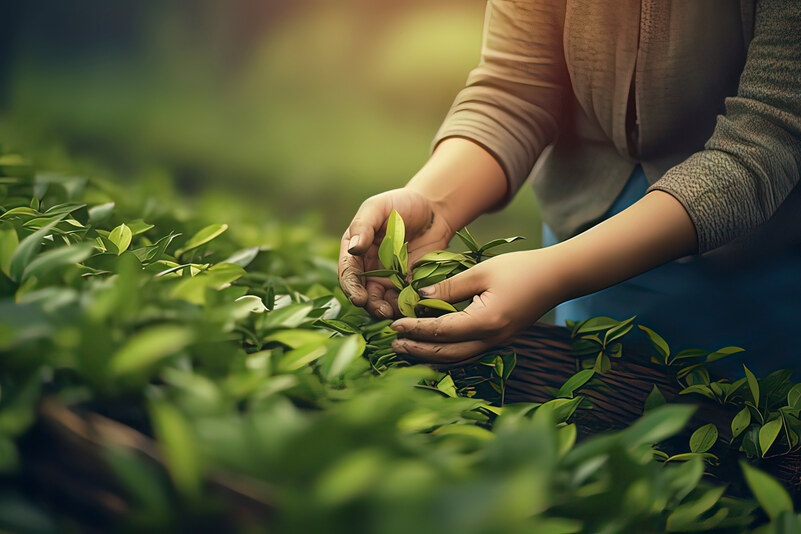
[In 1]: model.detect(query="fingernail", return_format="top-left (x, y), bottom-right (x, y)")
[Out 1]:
top-left (390, 321), bottom-right (404, 333)
top-left (418, 286), bottom-right (434, 297)
top-left (347, 235), bottom-right (360, 253)
top-left (379, 304), bottom-right (392, 318)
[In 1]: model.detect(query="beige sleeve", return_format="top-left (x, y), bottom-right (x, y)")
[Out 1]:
top-left (431, 0), bottom-right (569, 205)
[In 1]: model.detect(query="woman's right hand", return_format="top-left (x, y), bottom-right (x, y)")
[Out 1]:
top-left (339, 188), bottom-right (455, 319)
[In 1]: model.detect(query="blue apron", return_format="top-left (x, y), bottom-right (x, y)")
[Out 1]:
top-left (543, 165), bottom-right (801, 376)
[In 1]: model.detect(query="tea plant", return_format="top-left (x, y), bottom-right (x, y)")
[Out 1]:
top-left (0, 146), bottom-right (797, 532)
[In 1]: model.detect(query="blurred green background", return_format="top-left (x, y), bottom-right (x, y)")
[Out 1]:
top-left (0, 0), bottom-right (541, 248)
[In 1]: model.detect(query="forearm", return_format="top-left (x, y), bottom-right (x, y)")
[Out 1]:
top-left (405, 137), bottom-right (507, 231)
top-left (549, 190), bottom-right (698, 302)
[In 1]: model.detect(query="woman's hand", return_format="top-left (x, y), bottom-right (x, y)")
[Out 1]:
top-left (338, 137), bottom-right (509, 319)
top-left (389, 249), bottom-right (565, 365)
top-left (339, 188), bottom-right (456, 318)
top-left (388, 190), bottom-right (699, 366)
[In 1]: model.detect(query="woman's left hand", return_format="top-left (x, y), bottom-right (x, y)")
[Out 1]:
top-left (390, 249), bottom-right (566, 365)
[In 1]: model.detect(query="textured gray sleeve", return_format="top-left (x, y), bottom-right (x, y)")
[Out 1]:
top-left (431, 0), bottom-right (569, 206)
top-left (647, 0), bottom-right (801, 254)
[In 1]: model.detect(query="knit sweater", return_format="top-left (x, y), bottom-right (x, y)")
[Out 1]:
top-left (432, 0), bottom-right (801, 253)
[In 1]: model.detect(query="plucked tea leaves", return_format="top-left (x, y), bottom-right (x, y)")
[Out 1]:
top-left (417, 298), bottom-right (456, 313)
top-left (397, 285), bottom-right (419, 318)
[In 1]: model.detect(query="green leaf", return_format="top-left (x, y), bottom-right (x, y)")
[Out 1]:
top-left (326, 334), bottom-right (366, 379)
top-left (108, 223), bottom-right (133, 255)
top-left (666, 485), bottom-right (726, 532)
top-left (315, 319), bottom-right (360, 335)
top-left (670, 348), bottom-right (709, 364)
top-left (436, 374), bottom-right (457, 398)
top-left (88, 202), bottom-right (115, 224)
top-left (416, 298), bottom-right (456, 313)
top-left (124, 219), bottom-right (154, 236)
top-left (279, 342), bottom-right (329, 372)
top-left (141, 232), bottom-right (180, 264)
top-left (396, 242), bottom-right (409, 275)
top-left (624, 404), bottom-right (695, 448)
top-left (0, 206), bottom-right (39, 220)
top-left (414, 250), bottom-right (467, 265)
top-left (538, 396), bottom-right (583, 423)
top-left (455, 228), bottom-right (479, 252)
top-left (741, 461), bottom-right (794, 520)
top-left (644, 385), bottom-right (666, 412)
top-left (705, 346), bottom-right (745, 363)
top-left (109, 326), bottom-right (194, 376)
top-left (265, 329), bottom-right (329, 349)
top-left (178, 223), bottom-right (228, 256)
top-left (501, 352), bottom-right (516, 381)
top-left (576, 316), bottom-right (619, 334)
top-left (679, 384), bottom-right (717, 400)
top-left (689, 423), bottom-right (718, 453)
top-left (744, 365), bottom-right (759, 407)
top-left (411, 263), bottom-right (439, 281)
top-left (149, 401), bottom-right (202, 499)
top-left (234, 295), bottom-right (268, 313)
top-left (0, 225), bottom-right (19, 277)
top-left (759, 418), bottom-right (782, 457)
top-left (170, 263), bottom-right (246, 305)
top-left (603, 315), bottom-right (636, 345)
top-left (21, 243), bottom-right (93, 282)
top-left (557, 369), bottom-right (594, 399)
top-left (315, 449), bottom-right (384, 506)
top-left (731, 407), bottom-right (751, 439)
top-left (638, 325), bottom-right (670, 362)
top-left (378, 236), bottom-right (394, 270)
top-left (594, 353), bottom-right (611, 373)
top-left (385, 210), bottom-right (405, 255)
top-left (557, 424), bottom-right (577, 458)
top-left (8, 216), bottom-right (65, 282)
top-left (787, 383), bottom-right (801, 409)
top-left (388, 273), bottom-right (405, 290)
top-left (478, 236), bottom-right (524, 253)
top-left (397, 285), bottom-right (419, 318)
top-left (222, 246), bottom-right (260, 268)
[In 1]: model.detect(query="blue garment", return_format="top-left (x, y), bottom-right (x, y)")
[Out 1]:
top-left (543, 165), bottom-right (801, 375)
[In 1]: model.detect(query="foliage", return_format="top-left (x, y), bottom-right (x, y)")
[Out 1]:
top-left (0, 148), bottom-right (797, 532)
top-left (365, 209), bottom-right (522, 319)
top-left (575, 316), bottom-right (801, 463)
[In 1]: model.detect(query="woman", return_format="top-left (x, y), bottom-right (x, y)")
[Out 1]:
top-left (338, 0), bottom-right (801, 374)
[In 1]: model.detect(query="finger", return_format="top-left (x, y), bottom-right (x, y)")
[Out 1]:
top-left (391, 311), bottom-right (490, 343)
top-left (365, 280), bottom-right (394, 319)
top-left (417, 266), bottom-right (486, 303)
top-left (384, 288), bottom-right (400, 316)
top-left (347, 198), bottom-right (388, 255)
top-left (391, 337), bottom-right (492, 365)
top-left (338, 235), bottom-right (367, 306)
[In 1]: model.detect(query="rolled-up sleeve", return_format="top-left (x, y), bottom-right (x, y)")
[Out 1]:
top-left (431, 0), bottom-right (569, 204)
top-left (647, 0), bottom-right (801, 254)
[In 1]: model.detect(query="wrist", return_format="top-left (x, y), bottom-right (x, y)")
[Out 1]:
top-left (526, 246), bottom-right (575, 309)
top-left (405, 137), bottom-right (507, 231)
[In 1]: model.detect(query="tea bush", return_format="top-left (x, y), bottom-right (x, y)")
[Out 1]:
top-left (0, 148), bottom-right (798, 533)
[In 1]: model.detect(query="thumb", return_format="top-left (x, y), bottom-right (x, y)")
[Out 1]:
top-left (346, 201), bottom-right (387, 255)
top-left (418, 267), bottom-right (486, 303)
